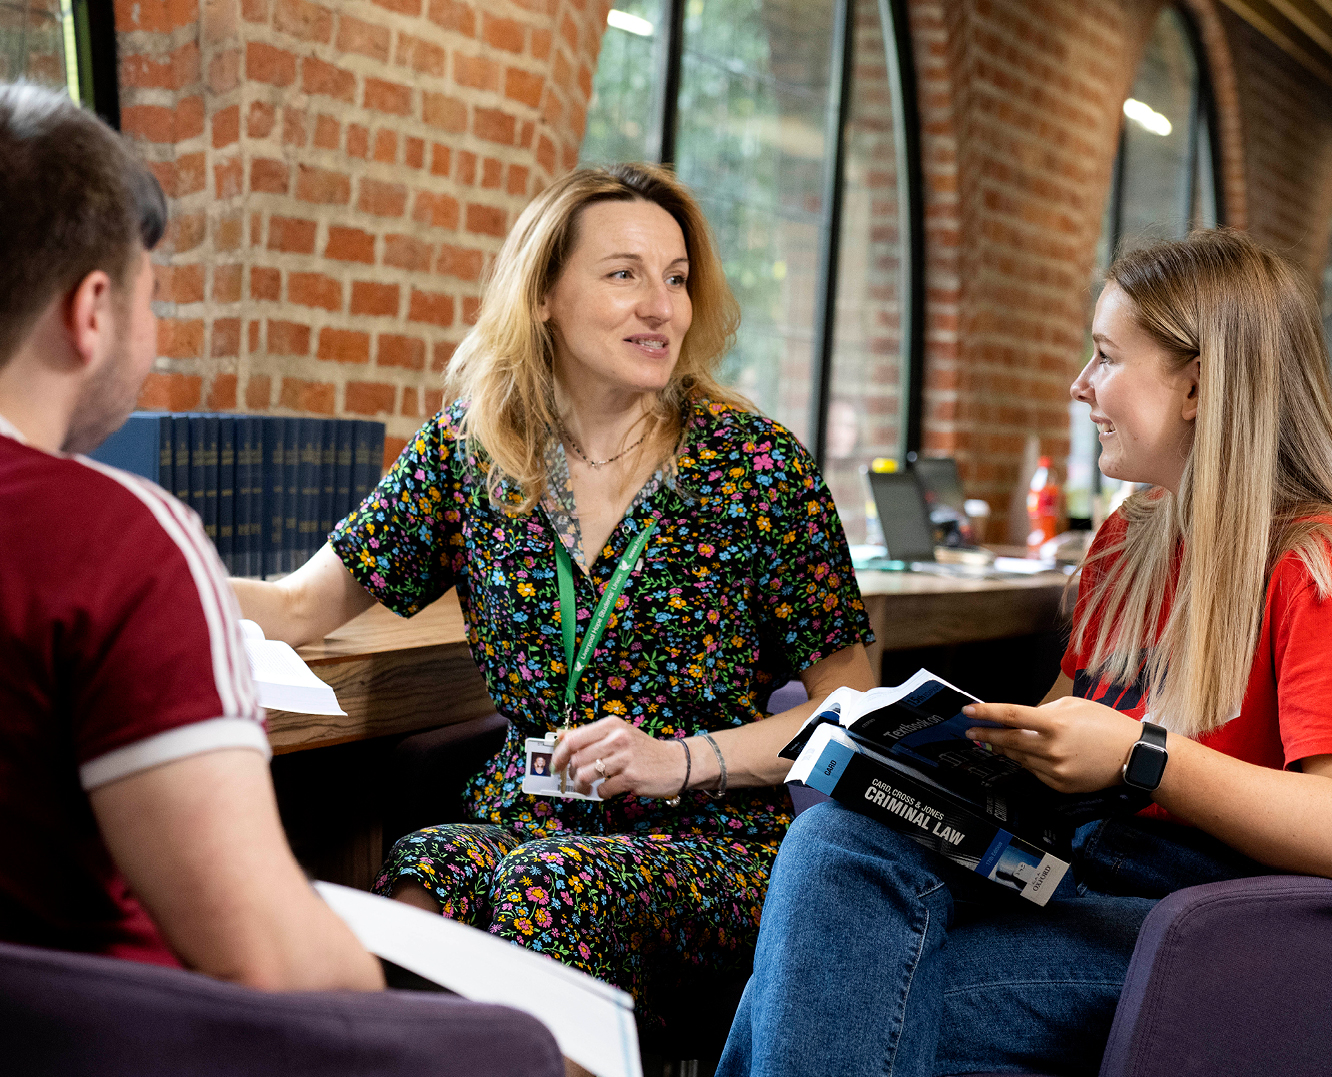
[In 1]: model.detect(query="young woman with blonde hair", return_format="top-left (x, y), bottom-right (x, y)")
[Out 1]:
top-left (720, 228), bottom-right (1332, 1077)
top-left (233, 163), bottom-right (876, 1028)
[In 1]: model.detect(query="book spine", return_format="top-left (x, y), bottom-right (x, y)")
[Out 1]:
top-left (334, 418), bottom-right (355, 523)
top-left (318, 419), bottom-right (336, 544)
top-left (189, 416), bottom-right (207, 529)
top-left (235, 417), bottom-right (251, 578)
top-left (351, 421), bottom-right (373, 506)
top-left (283, 421), bottom-right (300, 574)
top-left (809, 741), bottom-right (1068, 906)
top-left (173, 416), bottom-right (191, 505)
top-left (203, 415), bottom-right (220, 551)
top-left (218, 417), bottom-right (236, 575)
top-left (246, 417), bottom-right (262, 578)
top-left (158, 414), bottom-right (172, 490)
top-left (262, 417), bottom-right (285, 578)
top-left (299, 417), bottom-right (320, 570)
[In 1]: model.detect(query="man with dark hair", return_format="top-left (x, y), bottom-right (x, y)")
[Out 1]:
top-left (0, 83), bottom-right (383, 991)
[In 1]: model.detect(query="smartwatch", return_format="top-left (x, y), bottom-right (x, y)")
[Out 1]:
top-left (1122, 721), bottom-right (1169, 791)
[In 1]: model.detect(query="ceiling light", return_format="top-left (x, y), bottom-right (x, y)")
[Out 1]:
top-left (607, 9), bottom-right (653, 35)
top-left (1123, 98), bottom-right (1172, 136)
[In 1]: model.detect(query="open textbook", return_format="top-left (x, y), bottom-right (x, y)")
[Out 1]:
top-left (784, 670), bottom-right (1149, 905)
top-left (315, 882), bottom-right (641, 1077)
top-left (239, 619), bottom-right (345, 715)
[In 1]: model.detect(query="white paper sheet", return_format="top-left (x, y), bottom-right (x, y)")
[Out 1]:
top-left (314, 882), bottom-right (642, 1077)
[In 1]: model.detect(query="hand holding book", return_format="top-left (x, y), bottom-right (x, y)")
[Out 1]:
top-left (963, 697), bottom-right (1147, 795)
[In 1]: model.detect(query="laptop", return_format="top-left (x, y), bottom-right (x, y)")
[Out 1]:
top-left (865, 470), bottom-right (1050, 578)
top-left (867, 470), bottom-right (939, 565)
top-left (911, 457), bottom-right (967, 515)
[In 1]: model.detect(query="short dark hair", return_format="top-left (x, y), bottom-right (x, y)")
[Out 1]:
top-left (0, 82), bottom-right (167, 367)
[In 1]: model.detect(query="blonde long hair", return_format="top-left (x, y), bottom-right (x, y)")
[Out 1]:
top-left (444, 163), bottom-right (748, 512)
top-left (1073, 229), bottom-right (1332, 737)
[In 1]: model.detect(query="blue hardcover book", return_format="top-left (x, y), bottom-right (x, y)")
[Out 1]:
top-left (87, 411), bottom-right (171, 487)
top-left (202, 415), bottom-right (220, 548)
top-left (318, 419), bottom-right (336, 545)
top-left (351, 421), bottom-right (373, 507)
top-left (188, 416), bottom-right (207, 531)
top-left (233, 417), bottom-right (251, 577)
top-left (218, 417), bottom-right (236, 575)
top-left (261, 417), bottom-right (286, 578)
top-left (298, 418), bottom-right (321, 569)
top-left (240, 416), bottom-right (260, 577)
top-left (334, 419), bottom-right (355, 522)
top-left (283, 421), bottom-right (300, 573)
top-left (173, 416), bottom-right (191, 505)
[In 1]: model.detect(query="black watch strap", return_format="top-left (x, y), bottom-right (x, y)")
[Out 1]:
top-left (1122, 721), bottom-right (1169, 791)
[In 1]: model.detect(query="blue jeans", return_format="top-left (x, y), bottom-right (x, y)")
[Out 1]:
top-left (718, 800), bottom-right (1264, 1077)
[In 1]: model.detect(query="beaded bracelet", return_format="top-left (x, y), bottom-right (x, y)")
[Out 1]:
top-left (700, 731), bottom-right (727, 799)
top-left (665, 738), bottom-right (691, 807)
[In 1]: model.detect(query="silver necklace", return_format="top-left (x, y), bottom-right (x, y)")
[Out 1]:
top-left (559, 423), bottom-right (648, 469)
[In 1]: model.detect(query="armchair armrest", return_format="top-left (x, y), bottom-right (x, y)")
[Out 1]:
top-left (0, 939), bottom-right (561, 1077)
top-left (1099, 874), bottom-right (1332, 1077)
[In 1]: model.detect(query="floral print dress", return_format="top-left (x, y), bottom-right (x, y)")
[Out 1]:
top-left (330, 396), bottom-right (872, 1025)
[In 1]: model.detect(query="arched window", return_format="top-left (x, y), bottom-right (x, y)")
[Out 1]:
top-left (582, 0), bottom-right (922, 542)
top-left (1066, 4), bottom-right (1222, 522)
top-left (0, 0), bottom-right (119, 124)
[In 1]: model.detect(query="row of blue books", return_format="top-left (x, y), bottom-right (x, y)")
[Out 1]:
top-left (89, 412), bottom-right (386, 578)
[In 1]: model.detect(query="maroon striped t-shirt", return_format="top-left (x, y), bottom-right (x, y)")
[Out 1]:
top-left (0, 417), bottom-right (266, 967)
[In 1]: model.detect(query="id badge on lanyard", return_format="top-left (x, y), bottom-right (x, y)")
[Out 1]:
top-left (521, 517), bottom-right (656, 799)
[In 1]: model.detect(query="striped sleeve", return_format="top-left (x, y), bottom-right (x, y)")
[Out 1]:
top-left (70, 459), bottom-right (267, 791)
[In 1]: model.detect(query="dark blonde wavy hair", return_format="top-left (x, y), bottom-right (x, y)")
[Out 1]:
top-left (444, 162), bottom-right (749, 512)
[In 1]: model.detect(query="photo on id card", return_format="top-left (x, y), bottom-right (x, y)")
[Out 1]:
top-left (523, 736), bottom-right (603, 801)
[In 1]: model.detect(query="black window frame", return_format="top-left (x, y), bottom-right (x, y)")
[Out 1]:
top-left (599, 0), bottom-right (924, 467)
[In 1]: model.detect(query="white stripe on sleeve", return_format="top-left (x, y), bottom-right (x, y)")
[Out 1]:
top-left (75, 458), bottom-right (259, 718)
top-left (79, 716), bottom-right (272, 791)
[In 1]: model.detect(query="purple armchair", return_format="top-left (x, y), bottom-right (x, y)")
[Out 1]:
top-left (788, 778), bottom-right (1332, 1077)
top-left (0, 937), bottom-right (563, 1077)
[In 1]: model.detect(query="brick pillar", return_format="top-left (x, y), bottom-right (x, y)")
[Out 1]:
top-left (118, 0), bottom-right (612, 465)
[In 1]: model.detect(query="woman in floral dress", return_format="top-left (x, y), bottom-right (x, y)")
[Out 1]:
top-left (233, 163), bottom-right (875, 1027)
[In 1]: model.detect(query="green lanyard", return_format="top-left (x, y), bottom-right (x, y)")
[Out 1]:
top-left (554, 518), bottom-right (656, 727)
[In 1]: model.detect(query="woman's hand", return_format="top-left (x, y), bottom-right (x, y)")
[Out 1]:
top-left (963, 696), bottom-right (1145, 794)
top-left (548, 717), bottom-right (687, 800)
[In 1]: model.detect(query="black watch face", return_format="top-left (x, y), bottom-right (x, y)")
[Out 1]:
top-left (1125, 743), bottom-right (1168, 790)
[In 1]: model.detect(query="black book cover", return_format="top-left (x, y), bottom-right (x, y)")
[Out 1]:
top-left (218, 417), bottom-right (235, 574)
top-left (845, 678), bottom-right (1150, 827)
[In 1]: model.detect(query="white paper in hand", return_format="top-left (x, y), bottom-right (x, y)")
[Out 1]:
top-left (239, 619), bottom-right (345, 715)
top-left (314, 882), bottom-right (641, 1077)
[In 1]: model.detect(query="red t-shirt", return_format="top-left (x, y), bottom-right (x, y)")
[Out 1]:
top-left (0, 418), bottom-right (266, 966)
top-left (1062, 510), bottom-right (1332, 823)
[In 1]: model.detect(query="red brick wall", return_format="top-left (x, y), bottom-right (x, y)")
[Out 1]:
top-left (118, 0), bottom-right (611, 464)
top-left (1220, 7), bottom-right (1332, 280)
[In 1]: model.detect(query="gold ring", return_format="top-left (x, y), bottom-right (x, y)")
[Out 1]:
top-left (594, 758), bottom-right (607, 777)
